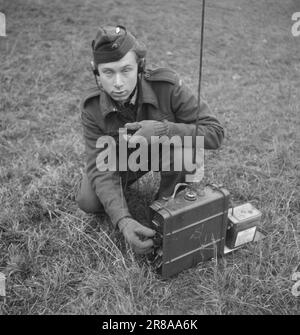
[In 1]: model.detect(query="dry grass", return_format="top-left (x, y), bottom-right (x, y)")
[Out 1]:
top-left (0, 0), bottom-right (299, 314)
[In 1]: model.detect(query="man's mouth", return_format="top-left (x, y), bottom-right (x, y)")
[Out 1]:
top-left (112, 91), bottom-right (127, 96)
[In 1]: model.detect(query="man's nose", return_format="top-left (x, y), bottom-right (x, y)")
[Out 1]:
top-left (114, 73), bottom-right (123, 89)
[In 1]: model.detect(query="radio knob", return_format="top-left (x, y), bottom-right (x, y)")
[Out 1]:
top-left (184, 189), bottom-right (197, 201)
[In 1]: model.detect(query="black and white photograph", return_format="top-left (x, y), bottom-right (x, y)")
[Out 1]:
top-left (0, 0), bottom-right (299, 317)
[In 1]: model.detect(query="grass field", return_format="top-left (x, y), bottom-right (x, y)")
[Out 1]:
top-left (0, 0), bottom-right (299, 314)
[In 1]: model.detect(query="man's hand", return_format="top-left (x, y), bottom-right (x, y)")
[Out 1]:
top-left (118, 217), bottom-right (156, 254)
top-left (124, 120), bottom-right (168, 145)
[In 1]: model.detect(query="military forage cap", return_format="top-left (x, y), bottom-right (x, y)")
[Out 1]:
top-left (92, 25), bottom-right (139, 65)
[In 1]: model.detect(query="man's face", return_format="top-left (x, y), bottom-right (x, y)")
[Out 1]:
top-left (98, 50), bottom-right (138, 102)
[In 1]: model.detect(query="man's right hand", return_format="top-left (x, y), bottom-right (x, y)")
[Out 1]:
top-left (118, 217), bottom-right (156, 254)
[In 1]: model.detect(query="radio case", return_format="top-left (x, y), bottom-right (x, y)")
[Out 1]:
top-left (225, 203), bottom-right (262, 249)
top-left (149, 185), bottom-right (230, 278)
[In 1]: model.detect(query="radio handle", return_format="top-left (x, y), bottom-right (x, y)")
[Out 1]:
top-left (163, 183), bottom-right (188, 200)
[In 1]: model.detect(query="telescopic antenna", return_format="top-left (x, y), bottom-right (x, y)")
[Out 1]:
top-left (197, 0), bottom-right (205, 128)
top-left (185, 0), bottom-right (206, 198)
top-left (193, 0), bottom-right (206, 179)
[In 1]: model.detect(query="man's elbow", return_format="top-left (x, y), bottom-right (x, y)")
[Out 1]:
top-left (205, 127), bottom-right (224, 149)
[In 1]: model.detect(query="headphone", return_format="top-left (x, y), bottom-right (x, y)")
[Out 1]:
top-left (90, 25), bottom-right (146, 78)
top-left (90, 58), bottom-right (145, 77)
top-left (90, 56), bottom-right (145, 91)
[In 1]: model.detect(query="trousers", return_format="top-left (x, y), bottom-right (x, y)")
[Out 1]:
top-left (76, 170), bottom-right (188, 214)
top-left (76, 143), bottom-right (194, 214)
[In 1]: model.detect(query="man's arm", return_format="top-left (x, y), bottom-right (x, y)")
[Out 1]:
top-left (81, 106), bottom-right (131, 227)
top-left (80, 97), bottom-right (156, 254)
top-left (167, 80), bottom-right (224, 149)
top-left (125, 79), bottom-right (224, 149)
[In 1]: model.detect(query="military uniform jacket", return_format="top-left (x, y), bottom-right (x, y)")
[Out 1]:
top-left (80, 67), bottom-right (224, 226)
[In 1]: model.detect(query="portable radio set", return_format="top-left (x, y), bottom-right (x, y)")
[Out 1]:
top-left (148, 184), bottom-right (264, 278)
top-left (145, 0), bottom-right (265, 278)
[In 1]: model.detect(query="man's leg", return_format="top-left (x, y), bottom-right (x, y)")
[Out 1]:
top-left (76, 170), bottom-right (148, 214)
top-left (76, 173), bottom-right (105, 214)
top-left (157, 143), bottom-right (194, 199)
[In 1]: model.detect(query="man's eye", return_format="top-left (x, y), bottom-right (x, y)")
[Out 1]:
top-left (123, 68), bottom-right (131, 72)
top-left (104, 70), bottom-right (113, 75)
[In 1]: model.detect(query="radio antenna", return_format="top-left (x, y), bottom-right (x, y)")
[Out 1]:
top-left (191, 0), bottom-right (206, 186)
top-left (196, 0), bottom-right (205, 127)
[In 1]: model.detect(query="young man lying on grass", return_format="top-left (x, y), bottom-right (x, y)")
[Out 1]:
top-left (76, 25), bottom-right (224, 255)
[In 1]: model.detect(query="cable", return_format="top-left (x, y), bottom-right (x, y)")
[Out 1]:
top-left (93, 73), bottom-right (102, 91)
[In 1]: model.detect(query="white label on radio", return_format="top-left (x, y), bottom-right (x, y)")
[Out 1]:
top-left (235, 226), bottom-right (257, 247)
top-left (229, 203), bottom-right (261, 224)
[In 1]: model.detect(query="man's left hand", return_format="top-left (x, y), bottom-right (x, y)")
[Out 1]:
top-left (124, 120), bottom-right (168, 145)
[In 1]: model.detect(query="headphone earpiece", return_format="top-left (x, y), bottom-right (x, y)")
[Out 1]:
top-left (90, 60), bottom-right (99, 76)
top-left (138, 58), bottom-right (146, 73)
top-left (91, 58), bottom-right (144, 76)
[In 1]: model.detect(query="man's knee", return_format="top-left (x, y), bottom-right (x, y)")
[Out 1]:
top-left (76, 174), bottom-right (105, 214)
top-left (76, 193), bottom-right (104, 214)
top-left (76, 193), bottom-right (91, 213)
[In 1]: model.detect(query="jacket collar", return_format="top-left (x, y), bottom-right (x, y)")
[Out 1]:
top-left (99, 90), bottom-right (117, 117)
top-left (99, 74), bottom-right (159, 118)
top-left (139, 74), bottom-right (159, 109)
